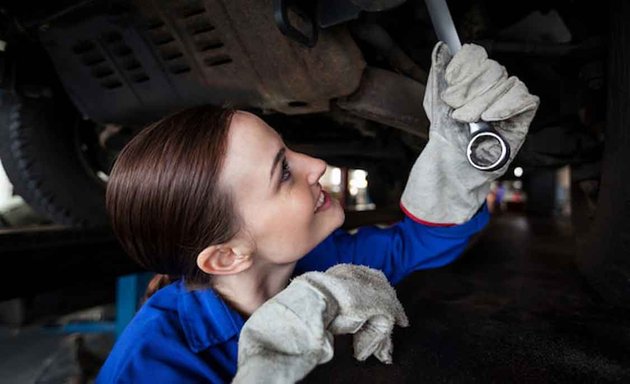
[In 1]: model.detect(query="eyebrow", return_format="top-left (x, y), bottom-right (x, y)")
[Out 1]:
top-left (269, 147), bottom-right (286, 185)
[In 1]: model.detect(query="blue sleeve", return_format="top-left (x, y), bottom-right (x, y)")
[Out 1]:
top-left (295, 204), bottom-right (490, 285)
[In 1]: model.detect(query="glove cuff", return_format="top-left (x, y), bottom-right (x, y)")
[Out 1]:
top-left (399, 202), bottom-right (456, 227)
top-left (400, 138), bottom-right (492, 224)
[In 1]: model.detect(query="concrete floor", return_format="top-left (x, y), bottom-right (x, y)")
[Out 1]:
top-left (0, 306), bottom-right (114, 384)
top-left (2, 211), bottom-right (630, 383)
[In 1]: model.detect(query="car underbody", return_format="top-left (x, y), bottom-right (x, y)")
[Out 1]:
top-left (1, 0), bottom-right (606, 165)
top-left (1, 0), bottom-right (628, 308)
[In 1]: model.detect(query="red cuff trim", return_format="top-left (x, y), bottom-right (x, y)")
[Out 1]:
top-left (399, 202), bottom-right (456, 227)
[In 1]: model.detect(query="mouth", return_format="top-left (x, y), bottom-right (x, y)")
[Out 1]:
top-left (314, 188), bottom-right (332, 213)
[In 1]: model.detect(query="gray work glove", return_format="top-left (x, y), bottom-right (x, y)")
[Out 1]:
top-left (232, 264), bottom-right (409, 384)
top-left (401, 42), bottom-right (540, 224)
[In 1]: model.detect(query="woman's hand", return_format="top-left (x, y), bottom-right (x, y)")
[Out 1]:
top-left (233, 264), bottom-right (408, 383)
top-left (400, 42), bottom-right (539, 225)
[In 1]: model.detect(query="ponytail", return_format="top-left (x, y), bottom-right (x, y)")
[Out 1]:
top-left (143, 274), bottom-right (179, 301)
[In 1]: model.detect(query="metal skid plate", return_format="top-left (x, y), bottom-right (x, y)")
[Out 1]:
top-left (38, 0), bottom-right (366, 125)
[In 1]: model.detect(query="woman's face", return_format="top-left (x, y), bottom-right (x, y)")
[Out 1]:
top-left (219, 111), bottom-right (345, 265)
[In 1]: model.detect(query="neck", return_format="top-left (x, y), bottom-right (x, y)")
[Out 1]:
top-left (212, 262), bottom-right (296, 317)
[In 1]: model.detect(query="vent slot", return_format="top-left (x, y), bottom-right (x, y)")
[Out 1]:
top-left (112, 45), bottom-right (132, 57)
top-left (132, 73), bottom-right (150, 83)
top-left (101, 79), bottom-right (123, 89)
top-left (146, 19), bottom-right (165, 30)
top-left (181, 7), bottom-right (206, 19)
top-left (153, 34), bottom-right (175, 46)
top-left (162, 51), bottom-right (183, 61)
top-left (72, 41), bottom-right (95, 54)
top-left (92, 66), bottom-right (114, 79)
top-left (81, 52), bottom-right (106, 66)
top-left (103, 32), bottom-right (122, 43)
top-left (204, 55), bottom-right (232, 67)
top-left (123, 59), bottom-right (141, 70)
top-left (197, 40), bottom-right (223, 52)
top-left (191, 24), bottom-right (215, 35)
top-left (169, 63), bottom-right (191, 74)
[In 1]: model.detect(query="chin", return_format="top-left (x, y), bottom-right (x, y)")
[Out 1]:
top-left (315, 198), bottom-right (345, 236)
top-left (326, 204), bottom-right (345, 233)
top-left (334, 207), bottom-right (346, 228)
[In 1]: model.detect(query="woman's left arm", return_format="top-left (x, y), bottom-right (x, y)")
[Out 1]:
top-left (295, 204), bottom-right (489, 285)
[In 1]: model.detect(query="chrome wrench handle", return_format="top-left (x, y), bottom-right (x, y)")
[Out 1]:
top-left (424, 0), bottom-right (510, 172)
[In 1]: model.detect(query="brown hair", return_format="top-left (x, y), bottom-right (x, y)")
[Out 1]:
top-left (106, 105), bottom-right (239, 292)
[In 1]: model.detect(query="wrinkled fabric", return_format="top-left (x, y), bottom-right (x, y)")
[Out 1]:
top-left (96, 210), bottom-right (488, 384)
top-left (96, 280), bottom-right (244, 384)
top-left (233, 265), bottom-right (409, 383)
top-left (401, 42), bottom-right (539, 224)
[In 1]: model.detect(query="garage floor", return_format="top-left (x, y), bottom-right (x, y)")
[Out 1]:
top-left (2, 211), bottom-right (630, 383)
top-left (0, 307), bottom-right (115, 384)
top-left (306, 212), bottom-right (630, 383)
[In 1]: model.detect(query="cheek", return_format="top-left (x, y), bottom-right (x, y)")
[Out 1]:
top-left (265, 192), bottom-right (318, 253)
top-left (277, 190), bottom-right (316, 234)
top-left (247, 191), bottom-right (313, 242)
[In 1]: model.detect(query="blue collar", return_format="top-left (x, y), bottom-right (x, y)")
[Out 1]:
top-left (150, 279), bottom-right (245, 353)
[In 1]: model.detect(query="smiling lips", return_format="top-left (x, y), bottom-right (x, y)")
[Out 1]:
top-left (315, 189), bottom-right (331, 213)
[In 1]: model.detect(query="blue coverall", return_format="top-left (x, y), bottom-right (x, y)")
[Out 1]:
top-left (96, 206), bottom-right (489, 383)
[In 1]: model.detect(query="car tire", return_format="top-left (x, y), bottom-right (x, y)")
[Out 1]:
top-left (0, 93), bottom-right (109, 228)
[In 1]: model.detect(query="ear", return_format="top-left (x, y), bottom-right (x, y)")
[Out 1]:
top-left (196, 238), bottom-right (254, 276)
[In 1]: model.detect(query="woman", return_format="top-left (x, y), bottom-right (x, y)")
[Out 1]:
top-left (96, 43), bottom-right (538, 383)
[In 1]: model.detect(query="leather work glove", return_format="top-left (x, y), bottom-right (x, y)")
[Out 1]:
top-left (232, 264), bottom-right (409, 384)
top-left (401, 42), bottom-right (540, 224)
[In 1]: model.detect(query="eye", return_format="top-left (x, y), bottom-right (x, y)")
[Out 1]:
top-left (280, 157), bottom-right (291, 182)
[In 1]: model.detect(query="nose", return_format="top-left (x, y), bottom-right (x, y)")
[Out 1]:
top-left (303, 154), bottom-right (327, 186)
